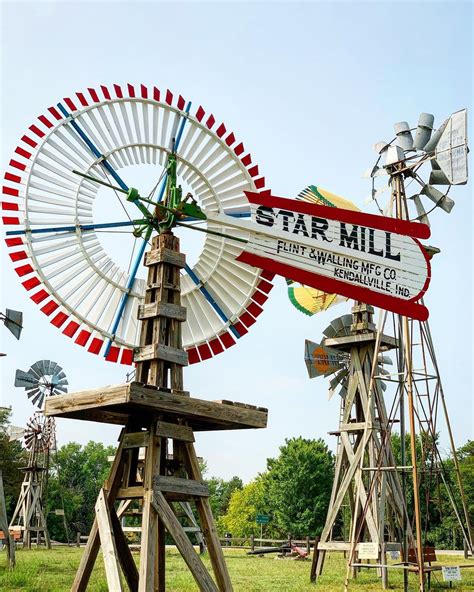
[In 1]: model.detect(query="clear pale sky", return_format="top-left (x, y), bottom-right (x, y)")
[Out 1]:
top-left (1, 1), bottom-right (472, 482)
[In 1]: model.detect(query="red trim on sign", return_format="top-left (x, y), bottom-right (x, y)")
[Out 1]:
top-left (140, 84), bottom-right (148, 99)
top-left (29, 124), bottom-right (45, 138)
top-left (41, 301), bottom-right (59, 316)
top-left (120, 348), bottom-right (134, 365)
top-left (127, 83), bottom-right (136, 98)
top-left (9, 250), bottom-right (27, 262)
top-left (114, 84), bottom-right (123, 98)
top-left (31, 289), bottom-right (48, 304)
top-left (88, 338), bottom-right (103, 355)
top-left (88, 88), bottom-right (100, 102)
top-left (106, 346), bottom-right (120, 362)
top-left (14, 264), bottom-right (33, 276)
top-left (197, 343), bottom-right (213, 361)
top-left (76, 92), bottom-right (88, 107)
top-left (63, 97), bottom-right (77, 112)
top-left (195, 106), bottom-right (205, 122)
top-left (234, 142), bottom-right (244, 156)
top-left (63, 321), bottom-right (80, 337)
top-left (101, 85), bottom-right (112, 100)
top-left (22, 276), bottom-right (40, 290)
top-left (153, 87), bottom-right (160, 101)
top-left (51, 311), bottom-right (68, 327)
top-left (177, 95), bottom-right (185, 110)
top-left (2, 200), bottom-right (19, 209)
top-left (225, 132), bottom-right (235, 146)
top-left (15, 147), bottom-right (31, 160)
top-left (2, 187), bottom-right (19, 197)
top-left (246, 302), bottom-right (263, 318)
top-left (219, 331), bottom-right (236, 349)
top-left (3, 216), bottom-right (20, 225)
top-left (186, 347), bottom-right (200, 365)
top-left (206, 114), bottom-right (215, 129)
top-left (237, 251), bottom-right (429, 322)
top-left (48, 106), bottom-right (62, 120)
top-left (38, 114), bottom-right (53, 128)
top-left (208, 337), bottom-right (224, 355)
top-left (165, 90), bottom-right (173, 105)
top-left (239, 311), bottom-right (256, 328)
top-left (22, 135), bottom-right (37, 148)
top-left (216, 123), bottom-right (226, 137)
top-left (5, 237), bottom-right (23, 247)
top-left (75, 330), bottom-right (91, 346)
top-left (244, 191), bottom-right (431, 239)
top-left (10, 159), bottom-right (26, 171)
top-left (4, 172), bottom-right (21, 184)
top-left (241, 154), bottom-right (252, 166)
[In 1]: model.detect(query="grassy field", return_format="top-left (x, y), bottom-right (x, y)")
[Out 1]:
top-left (0, 547), bottom-right (473, 591)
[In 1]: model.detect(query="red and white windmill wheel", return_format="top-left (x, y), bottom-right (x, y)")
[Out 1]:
top-left (2, 84), bottom-right (274, 365)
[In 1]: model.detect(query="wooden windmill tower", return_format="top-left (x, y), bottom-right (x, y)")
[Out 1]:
top-left (9, 413), bottom-right (55, 548)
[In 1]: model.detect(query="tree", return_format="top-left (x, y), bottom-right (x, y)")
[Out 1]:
top-left (0, 407), bottom-right (27, 515)
top-left (266, 437), bottom-right (334, 537)
top-left (207, 476), bottom-right (243, 519)
top-left (46, 441), bottom-right (116, 541)
top-left (217, 474), bottom-right (270, 537)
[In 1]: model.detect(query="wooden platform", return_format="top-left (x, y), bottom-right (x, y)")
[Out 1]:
top-left (44, 381), bottom-right (268, 432)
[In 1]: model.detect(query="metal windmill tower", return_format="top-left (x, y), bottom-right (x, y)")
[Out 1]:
top-left (308, 110), bottom-right (471, 592)
top-left (8, 360), bottom-right (67, 547)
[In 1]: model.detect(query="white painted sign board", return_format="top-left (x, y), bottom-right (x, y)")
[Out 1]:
top-left (442, 566), bottom-right (462, 581)
top-left (358, 542), bottom-right (379, 559)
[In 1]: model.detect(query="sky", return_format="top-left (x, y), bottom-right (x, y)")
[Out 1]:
top-left (0, 0), bottom-right (472, 483)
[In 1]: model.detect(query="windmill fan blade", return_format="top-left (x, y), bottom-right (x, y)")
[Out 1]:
top-left (29, 362), bottom-right (45, 379)
top-left (56, 377), bottom-right (68, 386)
top-left (322, 324), bottom-right (337, 338)
top-left (376, 379), bottom-right (387, 392)
top-left (4, 309), bottom-right (23, 340)
top-left (49, 361), bottom-right (60, 374)
top-left (330, 316), bottom-right (344, 335)
top-left (423, 118), bottom-right (449, 153)
top-left (329, 368), bottom-right (348, 391)
top-left (411, 195), bottom-right (430, 226)
top-left (338, 384), bottom-right (348, 399)
top-left (56, 371), bottom-right (67, 381)
top-left (421, 185), bottom-right (455, 213)
top-left (413, 113), bottom-right (434, 151)
top-left (30, 392), bottom-right (45, 409)
top-left (378, 354), bottom-right (393, 366)
top-left (26, 387), bottom-right (41, 401)
top-left (14, 369), bottom-right (39, 388)
top-left (54, 385), bottom-right (68, 394)
top-left (394, 121), bottom-right (414, 151)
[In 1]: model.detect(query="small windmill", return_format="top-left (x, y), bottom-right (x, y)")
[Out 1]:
top-left (8, 413), bottom-right (55, 548)
top-left (8, 360), bottom-right (66, 548)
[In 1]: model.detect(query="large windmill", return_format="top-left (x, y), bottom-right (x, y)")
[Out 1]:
top-left (1, 84), bottom-right (447, 590)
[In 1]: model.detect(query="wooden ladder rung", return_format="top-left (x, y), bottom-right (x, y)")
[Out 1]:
top-left (122, 431), bottom-right (150, 449)
top-left (134, 344), bottom-right (189, 365)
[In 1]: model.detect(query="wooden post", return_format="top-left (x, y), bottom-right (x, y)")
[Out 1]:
top-left (76, 532), bottom-right (81, 547)
top-left (251, 534), bottom-right (255, 551)
top-left (306, 536), bottom-right (310, 555)
top-left (0, 471), bottom-right (15, 568)
top-left (310, 536), bottom-right (320, 583)
top-left (381, 542), bottom-right (388, 589)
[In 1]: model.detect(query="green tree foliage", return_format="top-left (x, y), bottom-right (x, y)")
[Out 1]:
top-left (46, 441), bottom-right (116, 542)
top-left (217, 474), bottom-right (270, 537)
top-left (266, 437), bottom-right (334, 537)
top-left (207, 476), bottom-right (243, 518)
top-left (0, 407), bottom-right (27, 515)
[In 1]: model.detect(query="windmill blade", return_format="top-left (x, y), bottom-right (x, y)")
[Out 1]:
top-left (322, 324), bottom-right (337, 339)
top-left (421, 185), bottom-right (455, 213)
top-left (3, 308), bottom-right (23, 340)
top-left (410, 195), bottom-right (430, 226)
top-left (26, 387), bottom-right (41, 401)
top-left (394, 121), bottom-right (414, 151)
top-left (329, 368), bottom-right (348, 392)
top-left (413, 113), bottom-right (434, 151)
top-left (31, 391), bottom-right (45, 409)
top-left (378, 354), bottom-right (393, 366)
top-left (304, 340), bottom-right (345, 379)
top-left (14, 369), bottom-right (39, 388)
top-left (54, 384), bottom-right (68, 394)
top-left (29, 362), bottom-right (46, 379)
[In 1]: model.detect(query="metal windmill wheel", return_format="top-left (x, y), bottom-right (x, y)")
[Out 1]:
top-left (15, 359), bottom-right (68, 409)
top-left (365, 110), bottom-right (468, 224)
top-left (23, 413), bottom-right (56, 454)
top-left (2, 84), bottom-right (274, 365)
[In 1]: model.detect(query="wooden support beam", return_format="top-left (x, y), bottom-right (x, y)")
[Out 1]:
top-left (151, 491), bottom-right (218, 592)
top-left (123, 431), bottom-right (150, 449)
top-left (95, 489), bottom-right (124, 592)
top-left (138, 302), bottom-right (186, 321)
top-left (154, 420), bottom-right (195, 442)
top-left (153, 475), bottom-right (209, 498)
top-left (144, 248), bottom-right (186, 268)
top-left (134, 343), bottom-right (189, 365)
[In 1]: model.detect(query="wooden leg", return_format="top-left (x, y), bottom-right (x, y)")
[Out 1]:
top-left (152, 491), bottom-right (217, 592)
top-left (110, 506), bottom-right (139, 592)
top-left (310, 537), bottom-right (320, 582)
top-left (95, 488), bottom-right (124, 592)
top-left (157, 518), bottom-right (166, 592)
top-left (184, 442), bottom-right (233, 592)
top-left (139, 489), bottom-right (159, 591)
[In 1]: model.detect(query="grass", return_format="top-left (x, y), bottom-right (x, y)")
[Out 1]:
top-left (0, 547), bottom-right (473, 591)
